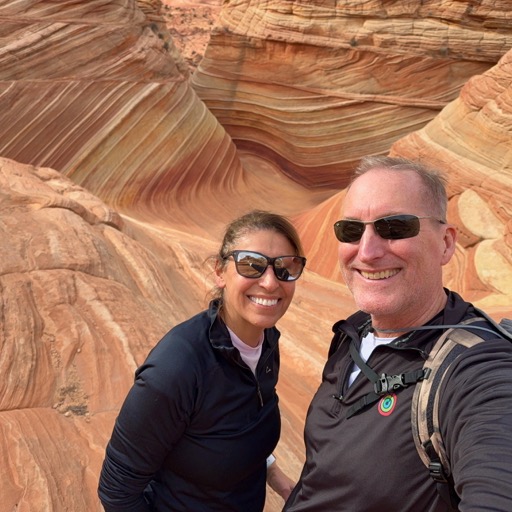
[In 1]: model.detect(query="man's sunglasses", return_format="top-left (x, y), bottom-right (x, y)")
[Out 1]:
top-left (333, 214), bottom-right (445, 243)
top-left (224, 250), bottom-right (306, 282)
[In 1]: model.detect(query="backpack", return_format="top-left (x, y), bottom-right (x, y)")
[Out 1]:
top-left (411, 310), bottom-right (512, 509)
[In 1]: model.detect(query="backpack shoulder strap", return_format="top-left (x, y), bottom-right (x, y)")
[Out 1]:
top-left (411, 314), bottom-right (512, 509)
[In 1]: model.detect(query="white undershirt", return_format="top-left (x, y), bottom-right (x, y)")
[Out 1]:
top-left (348, 331), bottom-right (396, 386)
top-left (227, 327), bottom-right (264, 375)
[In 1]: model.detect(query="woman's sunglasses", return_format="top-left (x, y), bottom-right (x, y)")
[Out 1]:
top-left (334, 214), bottom-right (445, 243)
top-left (224, 250), bottom-right (306, 281)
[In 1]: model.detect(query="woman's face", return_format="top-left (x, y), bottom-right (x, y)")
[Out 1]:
top-left (215, 229), bottom-right (298, 346)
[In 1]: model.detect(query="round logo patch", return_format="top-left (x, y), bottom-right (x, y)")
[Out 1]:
top-left (378, 393), bottom-right (397, 417)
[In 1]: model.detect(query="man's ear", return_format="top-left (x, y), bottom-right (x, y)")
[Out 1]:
top-left (441, 224), bottom-right (457, 265)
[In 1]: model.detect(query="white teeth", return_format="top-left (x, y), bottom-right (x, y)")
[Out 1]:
top-left (250, 297), bottom-right (279, 306)
top-left (361, 269), bottom-right (399, 280)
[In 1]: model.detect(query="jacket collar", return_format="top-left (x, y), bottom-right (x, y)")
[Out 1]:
top-left (207, 299), bottom-right (279, 359)
top-left (332, 289), bottom-right (475, 354)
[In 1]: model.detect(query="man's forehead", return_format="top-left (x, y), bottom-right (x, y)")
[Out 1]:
top-left (343, 169), bottom-right (427, 216)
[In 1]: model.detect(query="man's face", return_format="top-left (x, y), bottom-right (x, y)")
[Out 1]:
top-left (338, 168), bottom-right (456, 329)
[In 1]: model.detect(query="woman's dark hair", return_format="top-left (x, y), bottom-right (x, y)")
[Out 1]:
top-left (210, 210), bottom-right (305, 301)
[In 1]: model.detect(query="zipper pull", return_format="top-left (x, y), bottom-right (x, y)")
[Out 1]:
top-left (257, 386), bottom-right (264, 407)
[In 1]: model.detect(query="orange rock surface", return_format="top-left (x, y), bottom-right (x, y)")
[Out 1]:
top-left (0, 1), bottom-right (511, 510)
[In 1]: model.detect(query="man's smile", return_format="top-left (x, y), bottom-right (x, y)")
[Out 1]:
top-left (359, 269), bottom-right (400, 280)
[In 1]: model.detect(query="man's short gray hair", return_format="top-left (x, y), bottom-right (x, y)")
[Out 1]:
top-left (351, 156), bottom-right (448, 221)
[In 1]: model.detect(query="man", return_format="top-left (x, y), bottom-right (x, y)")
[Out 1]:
top-left (284, 156), bottom-right (512, 511)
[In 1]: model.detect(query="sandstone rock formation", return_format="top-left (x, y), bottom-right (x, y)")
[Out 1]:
top-left (0, 0), bottom-right (511, 511)
top-left (391, 48), bottom-right (512, 313)
top-left (0, 157), bottom-right (201, 510)
top-left (193, 0), bottom-right (512, 187)
top-left (0, 0), bottom-right (244, 235)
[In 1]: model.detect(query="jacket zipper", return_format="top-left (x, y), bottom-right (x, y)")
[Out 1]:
top-left (254, 341), bottom-right (277, 408)
top-left (256, 386), bottom-right (264, 407)
top-left (329, 333), bottom-right (350, 415)
top-left (331, 364), bottom-right (351, 415)
top-left (234, 343), bottom-right (275, 409)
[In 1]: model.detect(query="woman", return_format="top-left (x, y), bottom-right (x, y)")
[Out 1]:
top-left (98, 210), bottom-right (306, 511)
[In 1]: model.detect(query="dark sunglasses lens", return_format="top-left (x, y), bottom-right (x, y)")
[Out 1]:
top-left (234, 252), bottom-right (268, 278)
top-left (375, 215), bottom-right (420, 239)
top-left (334, 220), bottom-right (365, 243)
top-left (273, 257), bottom-right (305, 281)
top-left (232, 252), bottom-right (305, 281)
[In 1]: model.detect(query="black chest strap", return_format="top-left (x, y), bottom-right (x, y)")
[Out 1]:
top-left (346, 339), bottom-right (427, 419)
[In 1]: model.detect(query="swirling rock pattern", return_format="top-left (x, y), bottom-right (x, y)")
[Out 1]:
top-left (0, 1), bottom-right (511, 511)
top-left (391, 48), bottom-right (512, 312)
top-left (193, 0), bottom-right (512, 187)
top-left (0, 0), bottom-right (243, 232)
top-left (0, 157), bottom-right (207, 510)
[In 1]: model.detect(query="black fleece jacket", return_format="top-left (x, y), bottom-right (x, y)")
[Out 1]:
top-left (99, 300), bottom-right (281, 512)
top-left (284, 290), bottom-right (512, 512)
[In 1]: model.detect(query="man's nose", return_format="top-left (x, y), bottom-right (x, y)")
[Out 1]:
top-left (357, 224), bottom-right (387, 260)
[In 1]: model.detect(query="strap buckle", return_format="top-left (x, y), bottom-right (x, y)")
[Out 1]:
top-left (374, 373), bottom-right (406, 395)
top-left (428, 461), bottom-right (449, 483)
